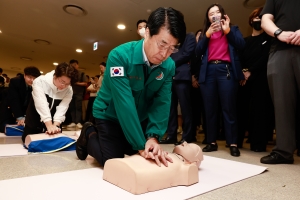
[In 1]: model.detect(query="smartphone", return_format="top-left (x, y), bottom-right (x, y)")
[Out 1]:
top-left (212, 16), bottom-right (220, 23)
top-left (212, 16), bottom-right (221, 30)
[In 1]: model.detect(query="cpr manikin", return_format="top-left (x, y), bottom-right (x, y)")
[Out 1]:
top-left (103, 142), bottom-right (203, 194)
top-left (24, 132), bottom-right (79, 148)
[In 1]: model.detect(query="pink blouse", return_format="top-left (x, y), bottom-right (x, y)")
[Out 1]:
top-left (208, 31), bottom-right (231, 63)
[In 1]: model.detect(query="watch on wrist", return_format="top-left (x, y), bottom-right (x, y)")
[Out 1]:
top-left (274, 28), bottom-right (283, 38)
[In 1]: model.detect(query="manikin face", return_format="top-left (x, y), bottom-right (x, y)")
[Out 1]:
top-left (53, 75), bottom-right (71, 90)
top-left (173, 142), bottom-right (203, 168)
top-left (208, 6), bottom-right (222, 24)
top-left (24, 75), bottom-right (36, 86)
top-left (144, 27), bottom-right (178, 65)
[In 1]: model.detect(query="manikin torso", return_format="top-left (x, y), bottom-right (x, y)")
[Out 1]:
top-left (103, 142), bottom-right (203, 194)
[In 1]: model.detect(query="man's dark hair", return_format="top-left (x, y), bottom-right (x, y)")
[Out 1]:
top-left (24, 66), bottom-right (41, 78)
top-left (54, 62), bottom-right (79, 85)
top-left (16, 73), bottom-right (23, 77)
top-left (69, 59), bottom-right (79, 65)
top-left (100, 62), bottom-right (106, 67)
top-left (136, 19), bottom-right (147, 28)
top-left (147, 7), bottom-right (186, 45)
top-left (0, 68), bottom-right (2, 73)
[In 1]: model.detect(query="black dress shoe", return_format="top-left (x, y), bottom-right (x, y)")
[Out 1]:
top-left (175, 139), bottom-right (185, 146)
top-left (229, 146), bottom-right (240, 157)
top-left (260, 152), bottom-right (294, 164)
top-left (76, 122), bottom-right (94, 160)
top-left (202, 144), bottom-right (218, 152)
top-left (159, 137), bottom-right (177, 144)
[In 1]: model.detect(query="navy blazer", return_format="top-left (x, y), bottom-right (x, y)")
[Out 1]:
top-left (171, 33), bottom-right (196, 81)
top-left (195, 26), bottom-right (245, 83)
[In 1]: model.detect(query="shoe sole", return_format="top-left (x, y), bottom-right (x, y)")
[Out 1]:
top-left (260, 160), bottom-right (294, 164)
top-left (202, 149), bottom-right (218, 152)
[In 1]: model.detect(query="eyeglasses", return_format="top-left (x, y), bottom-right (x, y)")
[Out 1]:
top-left (57, 78), bottom-right (70, 86)
top-left (155, 38), bottom-right (179, 54)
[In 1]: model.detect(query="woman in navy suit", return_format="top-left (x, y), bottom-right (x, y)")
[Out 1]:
top-left (196, 3), bottom-right (245, 156)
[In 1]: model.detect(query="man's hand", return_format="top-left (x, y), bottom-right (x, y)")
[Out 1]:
top-left (243, 71), bottom-right (251, 80)
top-left (139, 138), bottom-right (173, 167)
top-left (277, 31), bottom-right (294, 44)
top-left (192, 75), bottom-right (200, 88)
top-left (239, 80), bottom-right (247, 86)
top-left (289, 30), bottom-right (300, 45)
top-left (16, 118), bottom-right (25, 126)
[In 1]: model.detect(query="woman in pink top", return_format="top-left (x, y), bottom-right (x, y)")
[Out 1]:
top-left (195, 3), bottom-right (245, 157)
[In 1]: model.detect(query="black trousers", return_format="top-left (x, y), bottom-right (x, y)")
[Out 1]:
top-left (267, 48), bottom-right (300, 160)
top-left (87, 119), bottom-right (144, 166)
top-left (191, 86), bottom-right (206, 136)
top-left (167, 80), bottom-right (194, 141)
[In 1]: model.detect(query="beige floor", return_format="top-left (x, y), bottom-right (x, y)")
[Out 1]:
top-left (0, 131), bottom-right (299, 200)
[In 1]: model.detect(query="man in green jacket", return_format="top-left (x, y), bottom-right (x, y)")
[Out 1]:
top-left (76, 7), bottom-right (186, 167)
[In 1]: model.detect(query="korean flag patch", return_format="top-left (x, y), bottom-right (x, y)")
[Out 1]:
top-left (111, 67), bottom-right (124, 77)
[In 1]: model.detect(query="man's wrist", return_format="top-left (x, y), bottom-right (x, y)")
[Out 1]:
top-left (16, 117), bottom-right (25, 121)
top-left (274, 28), bottom-right (283, 38)
top-left (146, 134), bottom-right (160, 141)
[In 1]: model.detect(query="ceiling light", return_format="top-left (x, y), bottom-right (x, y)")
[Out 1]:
top-left (76, 49), bottom-right (82, 53)
top-left (34, 39), bottom-right (51, 45)
top-left (117, 24), bottom-right (126, 30)
top-left (20, 57), bottom-right (32, 61)
top-left (40, 71), bottom-right (43, 74)
top-left (63, 5), bottom-right (87, 16)
top-left (0, 30), bottom-right (2, 33)
top-left (53, 62), bottom-right (58, 66)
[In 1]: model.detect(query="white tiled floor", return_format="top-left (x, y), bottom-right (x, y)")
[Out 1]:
top-left (0, 132), bottom-right (299, 200)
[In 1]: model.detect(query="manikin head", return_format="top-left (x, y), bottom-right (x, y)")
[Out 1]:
top-left (173, 142), bottom-right (203, 168)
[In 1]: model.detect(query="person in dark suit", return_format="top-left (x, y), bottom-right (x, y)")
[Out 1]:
top-left (0, 66), bottom-right (41, 132)
top-left (195, 3), bottom-right (245, 157)
top-left (160, 32), bottom-right (196, 145)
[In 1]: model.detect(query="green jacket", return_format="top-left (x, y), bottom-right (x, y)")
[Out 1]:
top-left (93, 39), bottom-right (175, 150)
